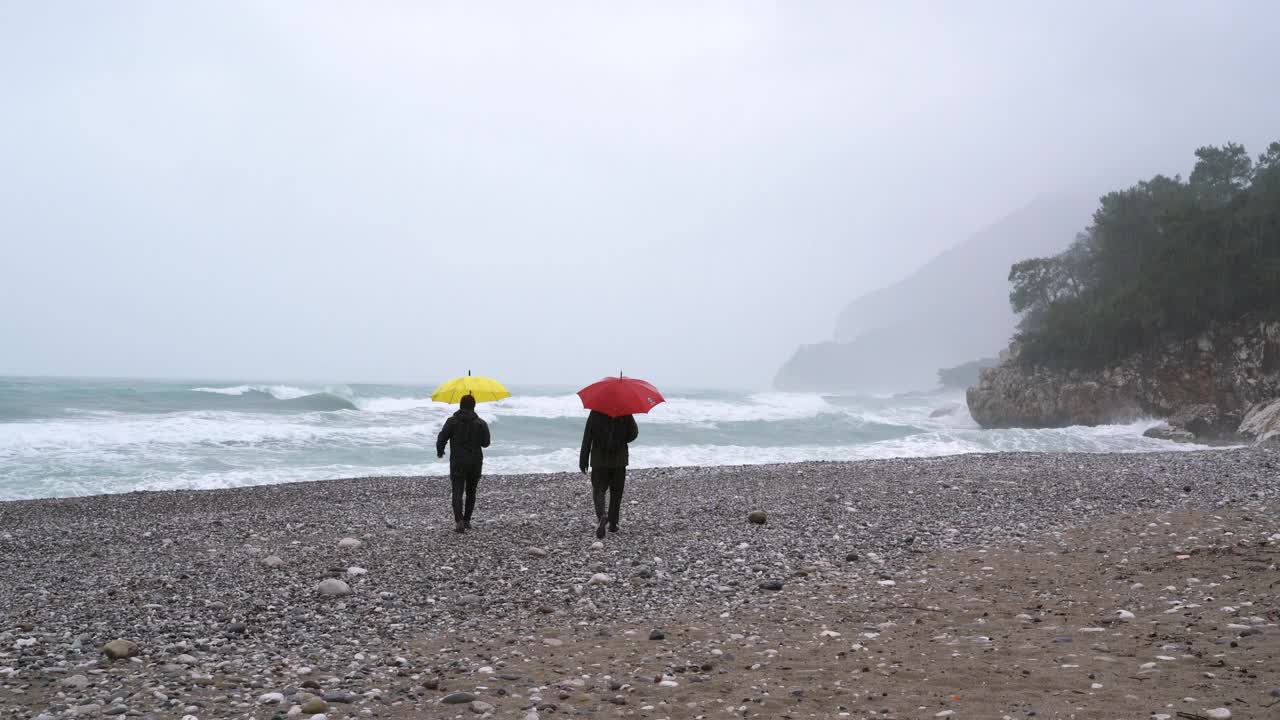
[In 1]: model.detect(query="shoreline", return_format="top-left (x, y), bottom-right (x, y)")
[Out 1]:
top-left (0, 436), bottom-right (1227, 505)
top-left (2, 448), bottom-right (1277, 718)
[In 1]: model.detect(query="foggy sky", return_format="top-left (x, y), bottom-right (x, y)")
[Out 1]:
top-left (3, 1), bottom-right (1278, 389)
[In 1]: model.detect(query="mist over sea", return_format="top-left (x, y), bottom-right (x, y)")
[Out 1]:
top-left (0, 376), bottom-right (1199, 501)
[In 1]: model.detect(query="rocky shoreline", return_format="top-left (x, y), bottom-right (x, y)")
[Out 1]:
top-left (967, 318), bottom-right (1280, 443)
top-left (2, 449), bottom-right (1278, 719)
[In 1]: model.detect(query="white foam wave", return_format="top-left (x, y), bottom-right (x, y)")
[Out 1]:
top-left (352, 396), bottom-right (440, 413)
top-left (191, 384), bottom-right (318, 400)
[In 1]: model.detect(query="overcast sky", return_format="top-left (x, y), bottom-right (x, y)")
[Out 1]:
top-left (2, 1), bottom-right (1278, 389)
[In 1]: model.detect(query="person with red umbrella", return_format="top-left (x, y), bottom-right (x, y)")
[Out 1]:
top-left (577, 375), bottom-right (665, 539)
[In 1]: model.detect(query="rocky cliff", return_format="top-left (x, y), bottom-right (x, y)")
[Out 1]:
top-left (966, 319), bottom-right (1280, 442)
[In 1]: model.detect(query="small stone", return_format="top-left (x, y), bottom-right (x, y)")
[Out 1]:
top-left (226, 621), bottom-right (246, 634)
top-left (337, 537), bottom-right (362, 548)
top-left (262, 555), bottom-right (286, 568)
top-left (1115, 609), bottom-right (1135, 622)
top-left (317, 578), bottom-right (352, 597)
top-left (759, 581), bottom-right (783, 591)
top-left (589, 573), bottom-right (612, 586)
top-left (845, 552), bottom-right (859, 562)
top-left (527, 546), bottom-right (548, 558)
top-left (300, 699), bottom-right (328, 714)
top-left (470, 700), bottom-right (495, 714)
top-left (61, 674), bottom-right (90, 689)
top-left (67, 705), bottom-right (101, 717)
top-left (1204, 709), bottom-right (1231, 720)
top-left (748, 510), bottom-right (767, 525)
top-left (422, 677), bottom-right (440, 690)
top-left (346, 566), bottom-right (367, 576)
top-left (258, 692), bottom-right (285, 704)
top-left (442, 692), bottom-right (478, 704)
top-left (175, 653), bottom-right (198, 666)
top-left (590, 541), bottom-right (604, 550)
top-left (322, 691), bottom-right (355, 704)
top-left (102, 639), bottom-right (139, 660)
top-left (649, 630), bottom-right (665, 641)
top-left (458, 594), bottom-right (482, 606)
top-left (542, 638), bottom-right (563, 647)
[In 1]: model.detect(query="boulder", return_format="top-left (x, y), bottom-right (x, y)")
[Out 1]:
top-left (101, 639), bottom-right (139, 660)
top-left (1239, 398), bottom-right (1280, 444)
top-left (1142, 423), bottom-right (1197, 443)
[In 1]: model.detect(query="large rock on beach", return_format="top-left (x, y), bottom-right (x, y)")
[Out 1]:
top-left (1239, 398), bottom-right (1280, 444)
top-left (317, 578), bottom-right (352, 597)
top-left (101, 639), bottom-right (139, 660)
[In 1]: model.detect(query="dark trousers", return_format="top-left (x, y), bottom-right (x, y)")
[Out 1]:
top-left (450, 464), bottom-right (481, 522)
top-left (591, 466), bottom-right (626, 526)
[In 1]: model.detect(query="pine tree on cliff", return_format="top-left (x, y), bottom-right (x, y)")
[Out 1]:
top-left (1007, 140), bottom-right (1280, 370)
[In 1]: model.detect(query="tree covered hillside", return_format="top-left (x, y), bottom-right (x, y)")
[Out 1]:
top-left (1009, 141), bottom-right (1280, 369)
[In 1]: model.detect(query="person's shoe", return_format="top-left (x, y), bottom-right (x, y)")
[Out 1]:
top-left (454, 520), bottom-right (465, 534)
top-left (595, 517), bottom-right (607, 540)
top-left (464, 520), bottom-right (473, 530)
top-left (608, 522), bottom-right (619, 533)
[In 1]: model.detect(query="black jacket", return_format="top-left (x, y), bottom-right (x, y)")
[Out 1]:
top-left (580, 410), bottom-right (638, 471)
top-left (436, 408), bottom-right (491, 468)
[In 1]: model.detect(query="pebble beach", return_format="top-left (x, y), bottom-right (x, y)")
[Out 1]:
top-left (2, 448), bottom-right (1278, 719)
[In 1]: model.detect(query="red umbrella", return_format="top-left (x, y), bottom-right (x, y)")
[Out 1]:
top-left (577, 376), bottom-right (665, 417)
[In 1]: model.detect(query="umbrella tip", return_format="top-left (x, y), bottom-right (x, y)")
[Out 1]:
top-left (468, 369), bottom-right (471, 376)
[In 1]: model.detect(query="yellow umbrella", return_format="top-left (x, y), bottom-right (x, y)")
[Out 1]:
top-left (430, 371), bottom-right (511, 404)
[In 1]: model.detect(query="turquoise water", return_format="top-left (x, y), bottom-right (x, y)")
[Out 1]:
top-left (0, 376), bottom-right (1195, 500)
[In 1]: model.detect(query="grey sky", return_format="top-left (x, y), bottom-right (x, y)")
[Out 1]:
top-left (2, 1), bottom-right (1278, 389)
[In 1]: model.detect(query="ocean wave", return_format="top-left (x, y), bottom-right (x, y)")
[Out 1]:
top-left (192, 384), bottom-right (318, 399)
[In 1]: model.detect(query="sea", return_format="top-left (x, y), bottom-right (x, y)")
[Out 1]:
top-left (0, 376), bottom-right (1200, 501)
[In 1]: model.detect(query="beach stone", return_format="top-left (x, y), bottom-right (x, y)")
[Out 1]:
top-left (317, 579), bottom-right (351, 597)
top-left (590, 541), bottom-right (604, 550)
top-left (649, 630), bottom-right (665, 640)
top-left (67, 705), bottom-right (101, 717)
top-left (527, 546), bottom-right (548, 558)
top-left (422, 677), bottom-right (439, 690)
top-left (346, 566), bottom-right (367, 576)
top-left (300, 698), bottom-right (328, 714)
top-left (470, 700), bottom-right (495, 714)
top-left (258, 692), bottom-right (285, 704)
top-left (102, 639), bottom-right (139, 660)
top-left (261, 555), bottom-right (286, 568)
top-left (589, 573), bottom-right (612, 585)
top-left (634, 566), bottom-right (654, 579)
top-left (845, 552), bottom-right (859, 562)
top-left (61, 674), bottom-right (90, 689)
top-left (442, 692), bottom-right (478, 704)
top-left (459, 593), bottom-right (482, 606)
top-left (748, 510), bottom-right (768, 525)
top-left (759, 581), bottom-right (783, 591)
top-left (337, 537), bottom-right (362, 549)
top-left (323, 691), bottom-right (355, 704)
top-left (1204, 710), bottom-right (1231, 720)
top-left (175, 653), bottom-right (198, 666)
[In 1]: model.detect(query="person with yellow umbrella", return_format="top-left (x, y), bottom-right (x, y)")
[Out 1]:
top-left (432, 372), bottom-right (509, 534)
